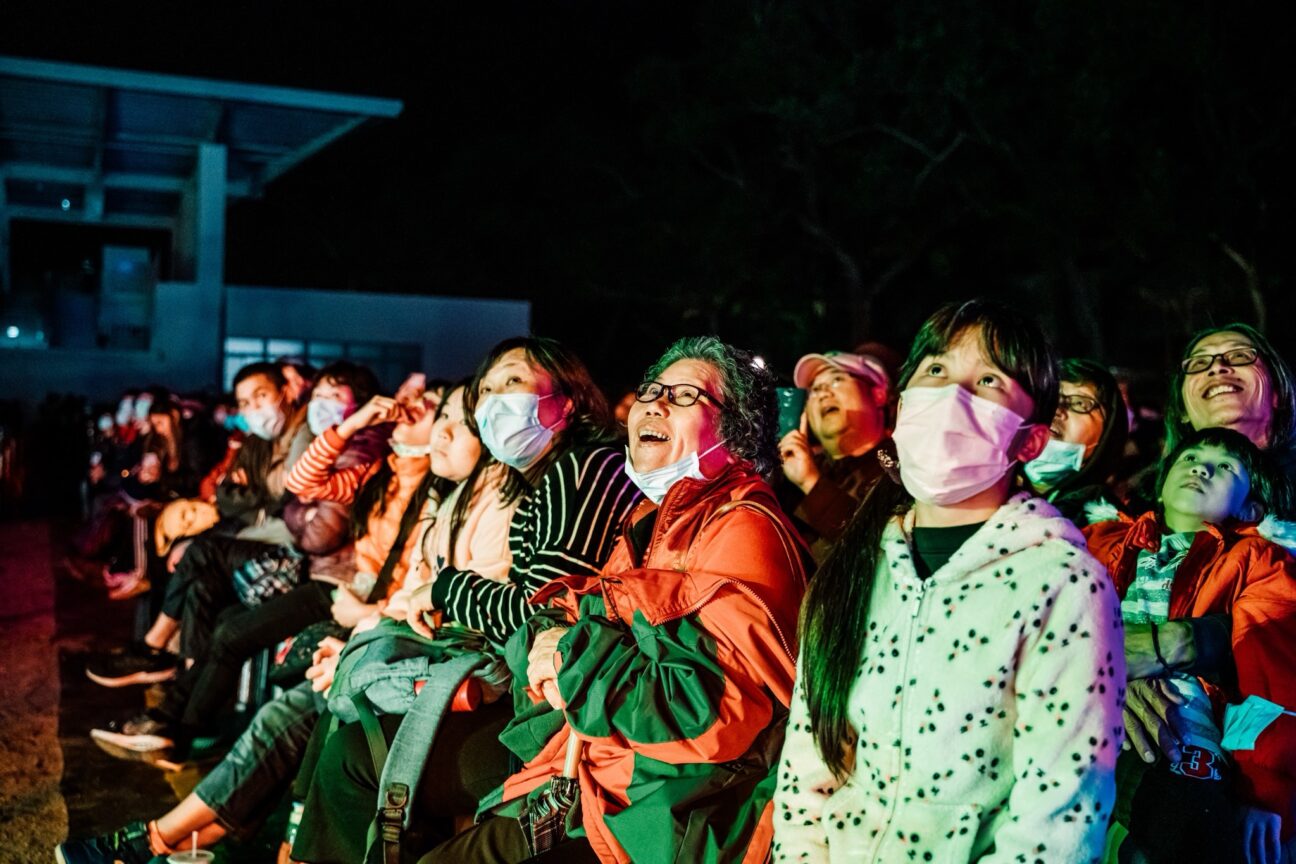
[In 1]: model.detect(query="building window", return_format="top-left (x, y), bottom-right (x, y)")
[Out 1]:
top-left (223, 337), bottom-right (422, 392)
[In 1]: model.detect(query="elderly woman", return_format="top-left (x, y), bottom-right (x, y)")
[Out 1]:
top-left (1024, 357), bottom-right (1129, 524)
top-left (420, 336), bottom-right (809, 864)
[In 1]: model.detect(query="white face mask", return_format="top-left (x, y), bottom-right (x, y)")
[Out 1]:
top-left (115, 400), bottom-right (134, 426)
top-left (307, 398), bottom-right (350, 437)
top-left (892, 384), bottom-right (1028, 506)
top-left (1023, 438), bottom-right (1087, 489)
top-left (389, 439), bottom-right (432, 458)
top-left (623, 441), bottom-right (723, 505)
top-left (243, 401), bottom-right (287, 441)
top-left (475, 392), bottom-right (559, 470)
top-left (133, 397), bottom-right (153, 421)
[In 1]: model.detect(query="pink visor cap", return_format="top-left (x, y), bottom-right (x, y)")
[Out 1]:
top-left (793, 351), bottom-right (891, 391)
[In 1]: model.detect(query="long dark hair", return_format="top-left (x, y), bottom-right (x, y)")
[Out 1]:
top-left (463, 336), bottom-right (615, 506)
top-left (799, 299), bottom-right (1059, 778)
top-left (352, 396), bottom-right (455, 539)
top-left (434, 380), bottom-right (500, 557)
top-left (1049, 358), bottom-right (1129, 496)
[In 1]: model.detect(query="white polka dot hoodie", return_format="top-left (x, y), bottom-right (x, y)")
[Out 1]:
top-left (774, 493), bottom-right (1125, 864)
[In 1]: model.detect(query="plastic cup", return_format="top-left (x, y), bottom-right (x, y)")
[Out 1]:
top-left (167, 852), bottom-right (215, 864)
top-left (776, 387), bottom-right (808, 438)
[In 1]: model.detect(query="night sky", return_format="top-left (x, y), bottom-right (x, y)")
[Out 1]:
top-left (7, 1), bottom-right (1296, 401)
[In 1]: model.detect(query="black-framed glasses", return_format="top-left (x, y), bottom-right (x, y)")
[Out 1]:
top-left (1181, 347), bottom-right (1260, 375)
top-left (635, 380), bottom-right (726, 410)
top-left (1058, 394), bottom-right (1102, 415)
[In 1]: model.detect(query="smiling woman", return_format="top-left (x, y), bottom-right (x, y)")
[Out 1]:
top-left (1166, 323), bottom-right (1296, 518)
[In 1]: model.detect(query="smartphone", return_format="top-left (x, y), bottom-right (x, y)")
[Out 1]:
top-left (776, 388), bottom-right (808, 438)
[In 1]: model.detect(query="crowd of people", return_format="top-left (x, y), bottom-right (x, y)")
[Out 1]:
top-left (51, 299), bottom-right (1296, 864)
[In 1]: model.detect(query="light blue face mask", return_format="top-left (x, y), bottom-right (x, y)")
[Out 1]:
top-left (1221, 695), bottom-right (1296, 751)
top-left (623, 441), bottom-right (723, 505)
top-left (1023, 437), bottom-right (1087, 489)
top-left (307, 398), bottom-right (351, 437)
top-left (475, 392), bottom-right (559, 470)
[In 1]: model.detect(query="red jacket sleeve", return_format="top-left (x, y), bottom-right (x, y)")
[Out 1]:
top-left (1228, 540), bottom-right (1296, 833)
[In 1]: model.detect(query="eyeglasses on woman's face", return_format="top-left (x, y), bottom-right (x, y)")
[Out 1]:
top-left (635, 381), bottom-right (726, 411)
top-left (1058, 394), bottom-right (1102, 415)
top-left (1181, 347), bottom-right (1260, 376)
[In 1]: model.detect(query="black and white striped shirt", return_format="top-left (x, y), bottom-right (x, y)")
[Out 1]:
top-left (430, 444), bottom-right (640, 645)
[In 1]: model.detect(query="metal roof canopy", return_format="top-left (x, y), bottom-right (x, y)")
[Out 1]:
top-left (0, 55), bottom-right (403, 228)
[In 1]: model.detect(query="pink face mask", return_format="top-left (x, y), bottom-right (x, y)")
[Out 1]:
top-left (892, 384), bottom-right (1028, 505)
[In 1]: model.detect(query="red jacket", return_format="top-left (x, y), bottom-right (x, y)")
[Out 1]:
top-left (1086, 512), bottom-right (1296, 833)
top-left (499, 464), bottom-right (808, 864)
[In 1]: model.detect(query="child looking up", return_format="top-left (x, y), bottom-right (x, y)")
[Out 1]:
top-left (1086, 427), bottom-right (1296, 864)
top-left (775, 299), bottom-right (1125, 864)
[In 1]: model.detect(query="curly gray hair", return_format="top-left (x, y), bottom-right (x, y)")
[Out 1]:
top-left (641, 336), bottom-right (779, 476)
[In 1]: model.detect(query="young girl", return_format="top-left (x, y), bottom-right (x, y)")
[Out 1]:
top-left (774, 299), bottom-right (1126, 863)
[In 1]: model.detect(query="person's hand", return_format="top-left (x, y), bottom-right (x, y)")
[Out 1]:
top-left (330, 588), bottom-right (377, 629)
top-left (779, 416), bottom-right (820, 494)
top-left (1124, 620), bottom-right (1195, 679)
top-left (167, 539), bottom-right (193, 573)
top-left (527, 627), bottom-right (569, 708)
top-left (1240, 806), bottom-right (1283, 864)
top-left (405, 582), bottom-right (439, 638)
top-left (304, 634), bottom-right (347, 693)
top-left (228, 468), bottom-right (249, 486)
top-left (337, 396), bottom-right (402, 439)
top-left (1122, 677), bottom-right (1186, 763)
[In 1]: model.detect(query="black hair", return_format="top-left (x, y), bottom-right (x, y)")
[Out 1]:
top-left (312, 360), bottom-right (381, 408)
top-left (232, 361), bottom-right (287, 392)
top-left (641, 335), bottom-right (779, 475)
top-left (463, 336), bottom-right (615, 506)
top-left (352, 394), bottom-right (454, 540)
top-left (1045, 358), bottom-right (1130, 495)
top-left (799, 298), bottom-right (1060, 778)
top-left (1156, 426), bottom-right (1272, 516)
top-left (434, 379), bottom-right (499, 557)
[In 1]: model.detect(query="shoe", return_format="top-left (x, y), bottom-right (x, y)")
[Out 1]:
top-left (105, 571), bottom-right (150, 601)
top-left (85, 643), bottom-right (177, 687)
top-left (54, 820), bottom-right (154, 864)
top-left (90, 713), bottom-right (181, 770)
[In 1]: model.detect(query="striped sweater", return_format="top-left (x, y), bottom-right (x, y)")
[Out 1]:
top-left (430, 444), bottom-right (641, 645)
top-left (284, 425), bottom-right (388, 503)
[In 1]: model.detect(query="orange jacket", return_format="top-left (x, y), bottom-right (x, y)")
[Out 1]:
top-left (498, 464), bottom-right (808, 864)
top-left (1086, 512), bottom-right (1296, 832)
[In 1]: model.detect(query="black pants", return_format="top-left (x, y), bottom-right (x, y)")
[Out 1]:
top-left (418, 815), bottom-right (598, 864)
top-left (160, 534), bottom-right (274, 659)
top-left (1117, 749), bottom-right (1242, 864)
top-left (155, 581), bottom-right (333, 738)
top-left (292, 699), bottom-right (514, 864)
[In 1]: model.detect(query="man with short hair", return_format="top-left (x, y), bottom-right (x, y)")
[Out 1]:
top-left (778, 350), bottom-right (893, 561)
top-left (84, 362), bottom-right (309, 692)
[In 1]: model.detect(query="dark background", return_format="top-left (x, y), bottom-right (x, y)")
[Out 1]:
top-left (6, 0), bottom-right (1296, 401)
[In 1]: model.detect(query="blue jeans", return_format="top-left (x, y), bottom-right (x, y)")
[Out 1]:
top-left (192, 681), bottom-right (320, 836)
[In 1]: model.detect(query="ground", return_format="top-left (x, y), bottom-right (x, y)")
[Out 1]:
top-left (0, 521), bottom-right (283, 863)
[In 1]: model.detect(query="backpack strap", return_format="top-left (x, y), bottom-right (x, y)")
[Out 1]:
top-left (366, 485), bottom-right (429, 602)
top-left (364, 652), bottom-right (491, 864)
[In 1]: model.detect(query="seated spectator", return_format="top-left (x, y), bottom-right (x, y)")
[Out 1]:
top-left (1086, 427), bottom-right (1296, 864)
top-left (778, 349), bottom-right (892, 561)
top-left (416, 336), bottom-right (806, 864)
top-left (88, 366), bottom-right (430, 767)
top-left (54, 384), bottom-right (488, 864)
top-left (775, 299), bottom-right (1124, 863)
top-left (289, 337), bottom-right (641, 863)
top-left (1023, 357), bottom-right (1129, 524)
top-left (83, 361), bottom-right (309, 688)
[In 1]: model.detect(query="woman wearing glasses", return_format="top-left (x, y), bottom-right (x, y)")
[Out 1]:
top-left (1022, 358), bottom-right (1129, 525)
top-left (1166, 324), bottom-right (1296, 519)
top-left (419, 336), bottom-right (808, 863)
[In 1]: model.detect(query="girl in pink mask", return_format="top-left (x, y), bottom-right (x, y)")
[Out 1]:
top-left (775, 299), bottom-right (1126, 864)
